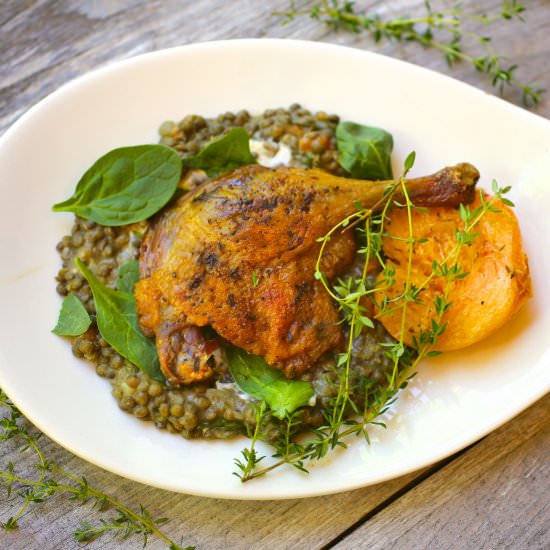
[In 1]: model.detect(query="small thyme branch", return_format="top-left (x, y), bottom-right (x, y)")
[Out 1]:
top-left (233, 401), bottom-right (267, 481)
top-left (0, 391), bottom-right (190, 549)
top-left (273, 0), bottom-right (543, 107)
top-left (237, 155), bottom-right (419, 482)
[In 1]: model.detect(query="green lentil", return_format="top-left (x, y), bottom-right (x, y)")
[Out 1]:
top-left (126, 375), bottom-right (139, 389)
top-left (170, 403), bottom-right (184, 417)
top-left (148, 382), bottom-right (163, 397)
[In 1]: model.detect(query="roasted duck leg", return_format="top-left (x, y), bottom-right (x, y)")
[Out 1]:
top-left (135, 163), bottom-right (479, 385)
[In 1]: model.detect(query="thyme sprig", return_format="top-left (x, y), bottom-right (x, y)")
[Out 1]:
top-left (0, 390), bottom-right (191, 549)
top-left (232, 401), bottom-right (267, 478)
top-left (235, 156), bottom-right (417, 482)
top-left (234, 156), bottom-right (513, 482)
top-left (274, 0), bottom-right (543, 106)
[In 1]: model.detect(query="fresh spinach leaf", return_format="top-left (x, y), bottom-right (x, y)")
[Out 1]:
top-left (336, 121), bottom-right (394, 180)
top-left (52, 294), bottom-right (92, 336)
top-left (226, 346), bottom-right (314, 419)
top-left (75, 258), bottom-right (164, 383)
top-left (181, 128), bottom-right (257, 177)
top-left (52, 145), bottom-right (182, 226)
top-left (116, 260), bottom-right (140, 294)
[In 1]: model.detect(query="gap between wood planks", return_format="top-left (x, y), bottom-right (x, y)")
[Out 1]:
top-left (319, 441), bottom-right (480, 550)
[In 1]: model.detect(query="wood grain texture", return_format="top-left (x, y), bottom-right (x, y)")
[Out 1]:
top-left (0, 1), bottom-right (549, 549)
top-left (1, 0), bottom-right (549, 136)
top-left (0, 430), bottom-right (435, 550)
top-left (332, 393), bottom-right (550, 550)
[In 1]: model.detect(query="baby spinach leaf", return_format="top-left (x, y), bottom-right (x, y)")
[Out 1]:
top-left (181, 128), bottom-right (257, 178)
top-left (116, 260), bottom-right (140, 294)
top-left (52, 145), bottom-right (182, 226)
top-left (52, 294), bottom-right (92, 336)
top-left (75, 258), bottom-right (164, 383)
top-left (226, 346), bottom-right (314, 419)
top-left (336, 121), bottom-right (394, 180)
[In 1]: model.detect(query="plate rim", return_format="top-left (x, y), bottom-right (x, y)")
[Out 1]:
top-left (0, 38), bottom-right (549, 500)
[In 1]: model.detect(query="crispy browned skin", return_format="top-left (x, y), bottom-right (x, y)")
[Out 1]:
top-left (135, 164), bottom-right (479, 385)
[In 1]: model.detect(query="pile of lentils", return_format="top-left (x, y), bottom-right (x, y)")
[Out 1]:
top-left (55, 104), bottom-right (395, 441)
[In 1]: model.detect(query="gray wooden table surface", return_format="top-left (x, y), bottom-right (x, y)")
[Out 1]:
top-left (1, 1), bottom-right (549, 549)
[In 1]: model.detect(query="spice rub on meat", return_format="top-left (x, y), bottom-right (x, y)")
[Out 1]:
top-left (135, 163), bottom-right (479, 386)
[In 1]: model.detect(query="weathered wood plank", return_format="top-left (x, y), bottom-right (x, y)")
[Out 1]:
top-left (1, 394), bottom-right (548, 549)
top-left (0, 0), bottom-right (548, 137)
top-left (0, 412), bottom-right (439, 550)
top-left (331, 392), bottom-right (550, 550)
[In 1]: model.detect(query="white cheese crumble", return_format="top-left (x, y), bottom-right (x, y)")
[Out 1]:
top-left (249, 139), bottom-right (292, 167)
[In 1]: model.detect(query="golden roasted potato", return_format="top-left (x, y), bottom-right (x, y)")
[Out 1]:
top-left (376, 193), bottom-right (531, 351)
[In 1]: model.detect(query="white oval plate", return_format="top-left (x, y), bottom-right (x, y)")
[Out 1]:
top-left (0, 39), bottom-right (549, 500)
